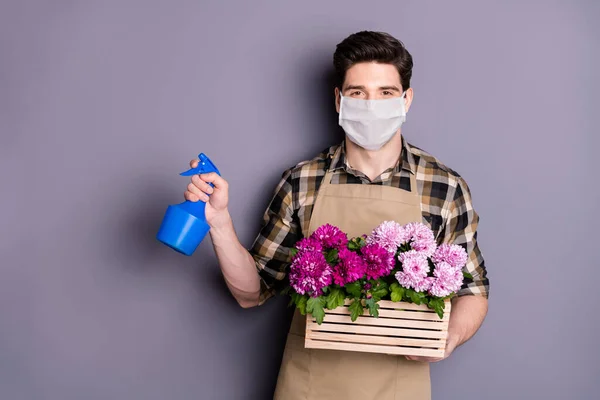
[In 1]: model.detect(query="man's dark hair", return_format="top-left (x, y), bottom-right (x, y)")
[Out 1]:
top-left (333, 31), bottom-right (413, 90)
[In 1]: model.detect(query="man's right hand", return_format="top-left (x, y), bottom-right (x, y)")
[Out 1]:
top-left (184, 158), bottom-right (230, 228)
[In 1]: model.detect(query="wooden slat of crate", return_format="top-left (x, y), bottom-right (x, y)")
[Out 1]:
top-left (326, 306), bottom-right (450, 322)
top-left (305, 299), bottom-right (450, 358)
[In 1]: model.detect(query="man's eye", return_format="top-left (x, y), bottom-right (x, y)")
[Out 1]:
top-left (351, 91), bottom-right (362, 96)
top-left (382, 91), bottom-right (393, 96)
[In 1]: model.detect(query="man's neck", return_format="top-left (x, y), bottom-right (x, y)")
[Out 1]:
top-left (344, 131), bottom-right (403, 181)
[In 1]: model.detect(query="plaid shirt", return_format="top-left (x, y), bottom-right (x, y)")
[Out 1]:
top-left (250, 138), bottom-right (489, 305)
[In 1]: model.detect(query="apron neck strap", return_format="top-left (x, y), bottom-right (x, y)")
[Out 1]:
top-left (408, 170), bottom-right (418, 194)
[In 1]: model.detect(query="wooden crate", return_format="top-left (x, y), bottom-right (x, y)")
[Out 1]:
top-left (305, 299), bottom-right (450, 358)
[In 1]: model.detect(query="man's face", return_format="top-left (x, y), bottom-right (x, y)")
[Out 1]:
top-left (335, 62), bottom-right (413, 112)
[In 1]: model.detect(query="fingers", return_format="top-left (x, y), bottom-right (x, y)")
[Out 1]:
top-left (191, 175), bottom-right (214, 195)
top-left (186, 182), bottom-right (209, 202)
top-left (405, 355), bottom-right (443, 363)
top-left (184, 190), bottom-right (201, 202)
top-left (199, 172), bottom-right (228, 190)
top-left (190, 158), bottom-right (199, 169)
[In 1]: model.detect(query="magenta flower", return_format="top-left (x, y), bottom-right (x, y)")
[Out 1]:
top-left (361, 243), bottom-right (396, 280)
top-left (366, 221), bottom-right (409, 253)
top-left (398, 250), bottom-right (430, 280)
top-left (295, 237), bottom-right (323, 253)
top-left (432, 243), bottom-right (468, 269)
top-left (311, 224), bottom-right (348, 249)
top-left (332, 248), bottom-right (367, 286)
top-left (289, 251), bottom-right (333, 297)
top-left (404, 222), bottom-right (437, 258)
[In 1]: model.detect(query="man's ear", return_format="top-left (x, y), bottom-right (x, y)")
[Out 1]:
top-left (335, 87), bottom-right (341, 113)
top-left (404, 87), bottom-right (414, 113)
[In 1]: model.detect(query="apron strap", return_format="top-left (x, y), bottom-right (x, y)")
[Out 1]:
top-left (408, 170), bottom-right (418, 194)
top-left (321, 145), bottom-right (343, 189)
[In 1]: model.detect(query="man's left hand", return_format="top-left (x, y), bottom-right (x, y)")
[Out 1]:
top-left (404, 295), bottom-right (488, 363)
top-left (404, 332), bottom-right (460, 363)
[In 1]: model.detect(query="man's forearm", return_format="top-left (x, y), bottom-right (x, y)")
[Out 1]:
top-left (448, 295), bottom-right (488, 348)
top-left (209, 210), bottom-right (261, 308)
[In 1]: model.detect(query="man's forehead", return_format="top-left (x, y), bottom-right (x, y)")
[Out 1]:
top-left (343, 63), bottom-right (401, 87)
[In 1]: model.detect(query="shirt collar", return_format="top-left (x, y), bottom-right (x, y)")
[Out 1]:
top-left (328, 137), bottom-right (417, 175)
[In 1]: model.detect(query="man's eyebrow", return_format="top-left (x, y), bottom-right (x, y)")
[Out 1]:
top-left (343, 85), bottom-right (401, 91)
top-left (343, 85), bottom-right (366, 91)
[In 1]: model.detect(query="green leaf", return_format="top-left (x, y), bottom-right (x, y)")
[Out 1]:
top-left (463, 271), bottom-right (473, 279)
top-left (345, 281), bottom-right (363, 298)
top-left (371, 286), bottom-right (389, 302)
top-left (408, 289), bottom-right (422, 305)
top-left (325, 249), bottom-right (339, 264)
top-left (295, 294), bottom-right (308, 315)
top-left (434, 301), bottom-right (444, 319)
top-left (297, 296), bottom-right (308, 315)
top-left (326, 287), bottom-right (346, 310)
top-left (290, 248), bottom-right (299, 258)
top-left (365, 298), bottom-right (380, 318)
top-left (356, 236), bottom-right (366, 248)
top-left (390, 283), bottom-right (405, 302)
top-left (428, 298), bottom-right (445, 319)
top-left (348, 300), bottom-right (364, 322)
top-left (306, 296), bottom-right (326, 324)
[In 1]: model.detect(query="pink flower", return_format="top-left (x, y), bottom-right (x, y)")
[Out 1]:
top-left (295, 237), bottom-right (323, 253)
top-left (404, 222), bottom-right (437, 258)
top-left (398, 250), bottom-right (430, 280)
top-left (361, 243), bottom-right (396, 280)
top-left (311, 224), bottom-right (348, 249)
top-left (289, 251), bottom-right (333, 297)
top-left (429, 279), bottom-right (453, 298)
top-left (395, 271), bottom-right (413, 288)
top-left (366, 221), bottom-right (409, 253)
top-left (332, 248), bottom-right (367, 286)
top-left (413, 277), bottom-right (434, 293)
top-left (395, 272), bottom-right (434, 293)
top-left (433, 261), bottom-right (456, 279)
top-left (432, 243), bottom-right (468, 269)
top-left (429, 262), bottom-right (464, 297)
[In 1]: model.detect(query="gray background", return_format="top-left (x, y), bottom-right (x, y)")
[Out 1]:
top-left (1, 0), bottom-right (598, 399)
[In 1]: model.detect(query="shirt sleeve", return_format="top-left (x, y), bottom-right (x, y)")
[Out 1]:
top-left (249, 168), bottom-right (301, 305)
top-left (441, 175), bottom-right (490, 298)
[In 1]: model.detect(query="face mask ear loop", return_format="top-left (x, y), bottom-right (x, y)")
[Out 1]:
top-left (338, 92), bottom-right (345, 124)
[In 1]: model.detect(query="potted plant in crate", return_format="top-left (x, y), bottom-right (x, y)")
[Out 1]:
top-left (283, 221), bottom-right (472, 358)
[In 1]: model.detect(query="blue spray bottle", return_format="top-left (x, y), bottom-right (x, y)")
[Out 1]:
top-left (156, 153), bottom-right (220, 256)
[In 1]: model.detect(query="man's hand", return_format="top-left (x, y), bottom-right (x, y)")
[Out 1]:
top-left (184, 158), bottom-right (230, 228)
top-left (405, 332), bottom-right (460, 363)
top-left (405, 295), bottom-right (488, 363)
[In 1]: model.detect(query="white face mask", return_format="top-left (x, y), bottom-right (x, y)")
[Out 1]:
top-left (338, 92), bottom-right (407, 151)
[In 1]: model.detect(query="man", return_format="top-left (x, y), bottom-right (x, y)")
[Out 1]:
top-left (185, 31), bottom-right (489, 400)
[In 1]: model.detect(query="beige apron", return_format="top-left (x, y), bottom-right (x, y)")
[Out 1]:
top-left (274, 148), bottom-right (431, 400)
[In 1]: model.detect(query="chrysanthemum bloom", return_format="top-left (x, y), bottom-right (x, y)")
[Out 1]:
top-left (332, 248), bottom-right (367, 286)
top-left (311, 224), bottom-right (348, 249)
top-left (289, 251), bottom-right (333, 297)
top-left (432, 243), bottom-right (468, 269)
top-left (366, 220), bottom-right (408, 253)
top-left (361, 243), bottom-right (395, 280)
